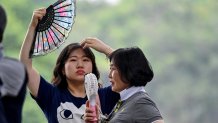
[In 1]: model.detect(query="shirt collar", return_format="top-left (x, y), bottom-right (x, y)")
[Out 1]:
top-left (119, 86), bottom-right (145, 101)
top-left (0, 43), bottom-right (3, 59)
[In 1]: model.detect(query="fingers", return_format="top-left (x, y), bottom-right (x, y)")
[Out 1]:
top-left (95, 105), bottom-right (99, 116)
top-left (86, 100), bottom-right (89, 107)
top-left (80, 37), bottom-right (113, 56)
top-left (33, 8), bottom-right (46, 20)
top-left (85, 100), bottom-right (100, 122)
top-left (85, 107), bottom-right (97, 122)
top-left (85, 100), bottom-right (95, 114)
top-left (81, 43), bottom-right (89, 49)
top-left (29, 8), bottom-right (46, 28)
top-left (80, 37), bottom-right (96, 48)
top-left (80, 37), bottom-right (105, 51)
top-left (34, 8), bottom-right (46, 14)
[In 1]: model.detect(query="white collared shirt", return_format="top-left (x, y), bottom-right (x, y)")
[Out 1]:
top-left (119, 86), bottom-right (145, 101)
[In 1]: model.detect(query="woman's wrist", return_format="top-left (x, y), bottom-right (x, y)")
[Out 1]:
top-left (105, 46), bottom-right (114, 57)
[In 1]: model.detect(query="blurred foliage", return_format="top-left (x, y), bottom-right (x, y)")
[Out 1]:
top-left (1, 0), bottom-right (218, 123)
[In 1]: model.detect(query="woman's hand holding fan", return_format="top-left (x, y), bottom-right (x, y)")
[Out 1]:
top-left (85, 73), bottom-right (99, 123)
top-left (30, 0), bottom-right (76, 57)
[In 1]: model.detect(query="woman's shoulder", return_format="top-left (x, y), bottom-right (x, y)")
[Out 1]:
top-left (38, 75), bottom-right (63, 96)
top-left (126, 92), bottom-right (155, 105)
top-left (127, 92), bottom-right (163, 122)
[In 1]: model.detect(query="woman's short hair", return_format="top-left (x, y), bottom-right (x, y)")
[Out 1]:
top-left (109, 47), bottom-right (153, 87)
top-left (52, 43), bottom-right (100, 89)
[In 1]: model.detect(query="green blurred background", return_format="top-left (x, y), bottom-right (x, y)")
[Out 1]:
top-left (1, 0), bottom-right (218, 122)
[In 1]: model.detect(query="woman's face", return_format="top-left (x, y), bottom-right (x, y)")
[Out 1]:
top-left (63, 48), bottom-right (93, 83)
top-left (109, 60), bottom-right (129, 93)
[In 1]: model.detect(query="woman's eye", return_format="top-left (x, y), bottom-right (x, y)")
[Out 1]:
top-left (70, 59), bottom-right (76, 61)
top-left (83, 59), bottom-right (90, 62)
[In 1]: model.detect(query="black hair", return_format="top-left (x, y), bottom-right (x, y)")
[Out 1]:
top-left (109, 47), bottom-right (153, 87)
top-left (0, 5), bottom-right (7, 43)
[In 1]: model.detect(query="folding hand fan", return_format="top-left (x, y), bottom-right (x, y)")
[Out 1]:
top-left (85, 73), bottom-right (98, 123)
top-left (30, 0), bottom-right (76, 57)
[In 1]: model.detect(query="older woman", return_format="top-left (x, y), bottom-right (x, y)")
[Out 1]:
top-left (82, 38), bottom-right (164, 123)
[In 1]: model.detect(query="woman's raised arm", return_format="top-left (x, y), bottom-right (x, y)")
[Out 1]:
top-left (19, 8), bottom-right (46, 97)
top-left (81, 37), bottom-right (114, 57)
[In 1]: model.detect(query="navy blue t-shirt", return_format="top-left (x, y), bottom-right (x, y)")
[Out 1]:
top-left (32, 76), bottom-right (119, 123)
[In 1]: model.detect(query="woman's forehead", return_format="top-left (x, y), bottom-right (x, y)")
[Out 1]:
top-left (69, 48), bottom-right (87, 57)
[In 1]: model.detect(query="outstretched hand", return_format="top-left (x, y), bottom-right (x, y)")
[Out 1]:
top-left (80, 37), bottom-right (114, 57)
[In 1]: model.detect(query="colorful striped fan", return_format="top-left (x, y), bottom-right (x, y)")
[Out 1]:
top-left (30, 0), bottom-right (76, 57)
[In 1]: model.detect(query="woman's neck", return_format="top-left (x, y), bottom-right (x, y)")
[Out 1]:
top-left (67, 81), bottom-right (86, 98)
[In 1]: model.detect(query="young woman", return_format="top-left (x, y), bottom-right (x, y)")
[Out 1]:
top-left (19, 8), bottom-right (119, 123)
top-left (82, 38), bottom-right (164, 123)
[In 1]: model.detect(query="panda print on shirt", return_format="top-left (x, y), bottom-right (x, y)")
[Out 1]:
top-left (57, 102), bottom-right (86, 123)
